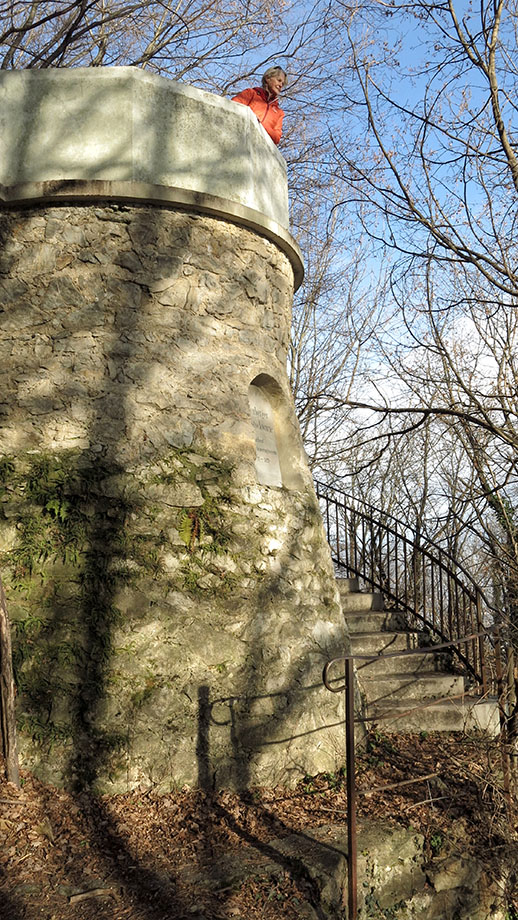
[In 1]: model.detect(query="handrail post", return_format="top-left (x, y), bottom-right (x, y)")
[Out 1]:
top-left (345, 657), bottom-right (357, 920)
top-left (476, 592), bottom-right (487, 694)
top-left (494, 628), bottom-right (512, 810)
top-left (506, 646), bottom-right (517, 799)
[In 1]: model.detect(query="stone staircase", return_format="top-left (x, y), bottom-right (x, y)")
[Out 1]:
top-left (337, 576), bottom-right (499, 734)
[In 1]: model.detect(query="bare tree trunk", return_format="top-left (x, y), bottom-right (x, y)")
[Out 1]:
top-left (0, 576), bottom-right (20, 787)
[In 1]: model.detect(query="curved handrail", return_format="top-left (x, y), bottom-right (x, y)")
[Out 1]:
top-left (316, 483), bottom-right (488, 600)
top-left (314, 479), bottom-right (494, 690)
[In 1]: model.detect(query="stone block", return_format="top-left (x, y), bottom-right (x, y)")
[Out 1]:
top-left (428, 855), bottom-right (482, 893)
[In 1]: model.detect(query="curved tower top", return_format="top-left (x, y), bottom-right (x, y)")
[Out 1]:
top-left (0, 67), bottom-right (303, 288)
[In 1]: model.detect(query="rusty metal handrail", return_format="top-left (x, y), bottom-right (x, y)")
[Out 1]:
top-left (315, 480), bottom-right (495, 692)
top-left (322, 628), bottom-right (509, 920)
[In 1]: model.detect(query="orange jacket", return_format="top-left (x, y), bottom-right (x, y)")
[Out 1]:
top-left (231, 87), bottom-right (284, 145)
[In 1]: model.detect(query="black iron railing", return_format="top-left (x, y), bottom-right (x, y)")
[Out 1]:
top-left (315, 480), bottom-right (494, 692)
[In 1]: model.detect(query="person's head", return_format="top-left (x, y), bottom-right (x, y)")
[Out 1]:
top-left (262, 66), bottom-right (287, 98)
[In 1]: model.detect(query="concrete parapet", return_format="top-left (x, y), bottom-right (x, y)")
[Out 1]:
top-left (0, 67), bottom-right (303, 288)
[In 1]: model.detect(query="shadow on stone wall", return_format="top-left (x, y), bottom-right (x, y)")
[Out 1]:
top-left (196, 522), bottom-right (346, 793)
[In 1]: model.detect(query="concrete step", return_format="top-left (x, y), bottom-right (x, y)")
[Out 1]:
top-left (340, 591), bottom-right (384, 613)
top-left (335, 576), bottom-right (359, 594)
top-left (355, 649), bottom-right (442, 677)
top-left (359, 672), bottom-right (465, 704)
top-left (462, 696), bottom-right (500, 736)
top-left (367, 695), bottom-right (500, 735)
top-left (366, 697), bottom-right (466, 732)
top-left (350, 631), bottom-right (419, 656)
top-left (345, 610), bottom-right (408, 632)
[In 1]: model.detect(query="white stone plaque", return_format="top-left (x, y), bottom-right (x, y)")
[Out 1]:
top-left (249, 386), bottom-right (283, 487)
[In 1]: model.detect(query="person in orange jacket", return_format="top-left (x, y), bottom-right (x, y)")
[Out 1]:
top-left (232, 66), bottom-right (287, 145)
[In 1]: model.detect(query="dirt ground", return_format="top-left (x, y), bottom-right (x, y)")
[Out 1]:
top-left (1, 732), bottom-right (517, 920)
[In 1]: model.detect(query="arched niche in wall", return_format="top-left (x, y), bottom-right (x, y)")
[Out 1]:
top-left (248, 374), bottom-right (305, 491)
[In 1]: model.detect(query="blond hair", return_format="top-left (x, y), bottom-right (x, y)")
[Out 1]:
top-left (262, 66), bottom-right (287, 90)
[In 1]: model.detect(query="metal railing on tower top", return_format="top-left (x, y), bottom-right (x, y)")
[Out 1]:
top-left (314, 480), bottom-right (495, 693)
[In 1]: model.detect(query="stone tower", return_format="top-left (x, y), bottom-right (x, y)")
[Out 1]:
top-left (0, 68), bottom-right (345, 792)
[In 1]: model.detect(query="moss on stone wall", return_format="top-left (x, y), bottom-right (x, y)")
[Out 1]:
top-left (0, 446), bottom-right (345, 792)
top-left (0, 448), bottom-right (243, 781)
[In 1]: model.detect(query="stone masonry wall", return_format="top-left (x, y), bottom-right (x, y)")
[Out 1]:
top-left (0, 204), bottom-right (346, 792)
top-left (0, 204), bottom-right (294, 463)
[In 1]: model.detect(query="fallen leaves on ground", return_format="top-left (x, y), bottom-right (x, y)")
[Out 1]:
top-left (0, 732), bottom-right (516, 919)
